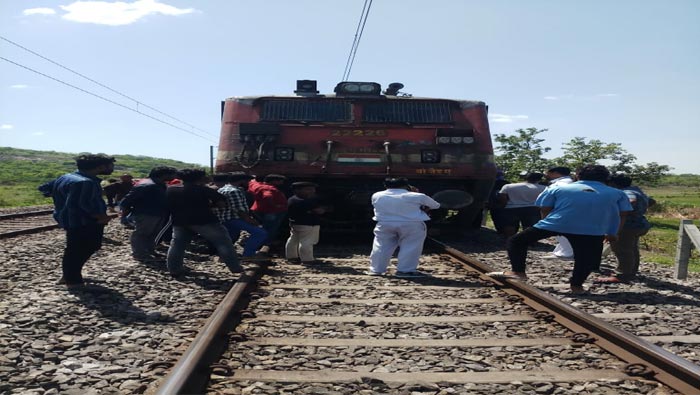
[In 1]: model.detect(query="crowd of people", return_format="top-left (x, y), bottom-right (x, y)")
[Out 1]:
top-left (39, 154), bottom-right (653, 295)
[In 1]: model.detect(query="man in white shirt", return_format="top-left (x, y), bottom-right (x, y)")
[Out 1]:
top-left (541, 167), bottom-right (575, 260)
top-left (367, 178), bottom-right (441, 277)
top-left (497, 173), bottom-right (546, 238)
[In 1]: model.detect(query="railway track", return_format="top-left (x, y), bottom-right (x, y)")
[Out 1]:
top-left (0, 209), bottom-right (57, 238)
top-left (155, 239), bottom-right (700, 395)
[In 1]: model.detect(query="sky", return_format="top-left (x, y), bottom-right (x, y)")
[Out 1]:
top-left (1, 0), bottom-right (699, 173)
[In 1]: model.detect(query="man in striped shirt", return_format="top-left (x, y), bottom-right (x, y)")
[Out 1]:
top-left (212, 173), bottom-right (268, 260)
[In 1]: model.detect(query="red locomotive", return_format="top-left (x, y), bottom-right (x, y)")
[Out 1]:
top-left (216, 80), bottom-right (496, 230)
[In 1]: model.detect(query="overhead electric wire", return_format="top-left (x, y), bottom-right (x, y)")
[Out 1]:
top-left (341, 0), bottom-right (373, 81)
top-left (0, 35), bottom-right (217, 138)
top-left (0, 55), bottom-right (215, 142)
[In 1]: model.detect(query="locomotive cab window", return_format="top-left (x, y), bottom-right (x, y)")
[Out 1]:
top-left (260, 100), bottom-right (351, 122)
top-left (362, 101), bottom-right (453, 123)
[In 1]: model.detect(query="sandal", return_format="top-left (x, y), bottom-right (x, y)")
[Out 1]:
top-left (594, 276), bottom-right (625, 284)
top-left (485, 271), bottom-right (527, 280)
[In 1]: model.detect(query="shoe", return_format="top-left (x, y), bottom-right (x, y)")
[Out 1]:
top-left (65, 282), bottom-right (85, 289)
top-left (227, 265), bottom-right (244, 274)
top-left (241, 254), bottom-right (270, 262)
top-left (364, 270), bottom-right (385, 276)
top-left (594, 276), bottom-right (627, 284)
top-left (569, 285), bottom-right (587, 295)
top-left (395, 271), bottom-right (428, 278)
top-left (542, 254), bottom-right (574, 261)
top-left (485, 271), bottom-right (527, 280)
top-left (302, 260), bottom-right (328, 265)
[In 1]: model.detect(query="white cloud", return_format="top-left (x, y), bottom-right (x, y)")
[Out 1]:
top-left (10, 84), bottom-right (29, 89)
top-left (31, 132), bottom-right (46, 136)
top-left (59, 0), bottom-right (196, 26)
top-left (0, 124), bottom-right (14, 130)
top-left (543, 96), bottom-right (559, 100)
top-left (596, 93), bottom-right (619, 97)
top-left (23, 8), bottom-right (57, 15)
top-left (489, 114), bottom-right (529, 123)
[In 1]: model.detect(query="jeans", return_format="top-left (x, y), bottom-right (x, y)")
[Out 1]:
top-left (610, 227), bottom-right (649, 280)
top-left (130, 214), bottom-right (166, 260)
top-left (507, 226), bottom-right (604, 286)
top-left (167, 223), bottom-right (242, 275)
top-left (370, 221), bottom-right (427, 273)
top-left (285, 224), bottom-right (320, 262)
top-left (222, 218), bottom-right (268, 256)
top-left (256, 212), bottom-right (286, 244)
top-left (62, 224), bottom-right (105, 285)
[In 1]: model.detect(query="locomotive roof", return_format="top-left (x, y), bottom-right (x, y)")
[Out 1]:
top-left (224, 94), bottom-right (485, 106)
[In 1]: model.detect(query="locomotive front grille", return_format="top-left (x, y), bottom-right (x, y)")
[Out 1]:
top-left (363, 101), bottom-right (453, 123)
top-left (260, 100), bottom-right (351, 122)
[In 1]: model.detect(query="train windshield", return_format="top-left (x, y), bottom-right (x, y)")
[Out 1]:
top-left (260, 100), bottom-right (351, 122)
top-left (362, 101), bottom-right (453, 123)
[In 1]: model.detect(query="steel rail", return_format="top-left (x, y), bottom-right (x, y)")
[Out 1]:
top-left (0, 209), bottom-right (54, 220)
top-left (155, 265), bottom-right (267, 395)
top-left (428, 237), bottom-right (700, 395)
top-left (0, 212), bottom-right (118, 239)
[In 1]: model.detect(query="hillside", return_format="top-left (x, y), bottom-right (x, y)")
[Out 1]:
top-left (0, 147), bottom-right (202, 207)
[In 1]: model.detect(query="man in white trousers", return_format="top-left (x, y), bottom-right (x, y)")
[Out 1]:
top-left (542, 167), bottom-right (575, 260)
top-left (367, 178), bottom-right (441, 277)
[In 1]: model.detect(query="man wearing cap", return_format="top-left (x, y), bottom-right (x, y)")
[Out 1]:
top-left (285, 182), bottom-right (326, 264)
top-left (497, 172), bottom-right (546, 238)
top-left (212, 173), bottom-right (268, 260)
top-left (541, 166), bottom-right (575, 260)
top-left (367, 177), bottom-right (441, 277)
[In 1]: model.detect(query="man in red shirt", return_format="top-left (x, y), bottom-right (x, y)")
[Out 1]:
top-left (248, 174), bottom-right (288, 252)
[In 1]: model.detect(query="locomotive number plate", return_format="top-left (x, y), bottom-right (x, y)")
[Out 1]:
top-left (330, 129), bottom-right (386, 137)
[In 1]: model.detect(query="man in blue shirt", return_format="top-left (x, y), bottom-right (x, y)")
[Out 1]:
top-left (38, 153), bottom-right (115, 288)
top-left (488, 165), bottom-right (633, 294)
top-left (120, 166), bottom-right (178, 262)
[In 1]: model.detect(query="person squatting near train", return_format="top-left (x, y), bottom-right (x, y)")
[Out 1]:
top-left (103, 173), bottom-right (134, 212)
top-left (248, 174), bottom-right (288, 253)
top-left (285, 182), bottom-right (328, 264)
top-left (119, 166), bottom-right (178, 263)
top-left (496, 172), bottom-right (546, 238)
top-left (488, 165), bottom-right (633, 295)
top-left (541, 166), bottom-right (575, 261)
top-left (595, 174), bottom-right (653, 284)
top-left (165, 169), bottom-right (243, 277)
top-left (367, 177), bottom-right (441, 277)
top-left (211, 173), bottom-right (268, 261)
top-left (38, 153), bottom-right (116, 288)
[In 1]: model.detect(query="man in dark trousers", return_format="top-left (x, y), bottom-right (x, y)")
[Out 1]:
top-left (248, 174), bottom-right (288, 253)
top-left (165, 169), bottom-right (243, 277)
top-left (120, 166), bottom-right (178, 262)
top-left (488, 165), bottom-right (633, 294)
top-left (38, 153), bottom-right (115, 288)
top-left (285, 182), bottom-right (326, 264)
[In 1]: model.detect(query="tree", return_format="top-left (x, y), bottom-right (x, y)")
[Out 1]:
top-left (494, 128), bottom-right (552, 181)
top-left (630, 162), bottom-right (672, 185)
top-left (559, 137), bottom-right (628, 171)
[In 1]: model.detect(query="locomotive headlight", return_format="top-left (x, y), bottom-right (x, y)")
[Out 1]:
top-left (421, 149), bottom-right (441, 163)
top-left (437, 136), bottom-right (451, 144)
top-left (274, 147), bottom-right (294, 161)
top-left (462, 137), bottom-right (474, 144)
top-left (450, 137), bottom-right (462, 144)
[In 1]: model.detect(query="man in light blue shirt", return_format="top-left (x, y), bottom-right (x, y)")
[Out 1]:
top-left (367, 178), bottom-right (440, 277)
top-left (489, 165), bottom-right (632, 294)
